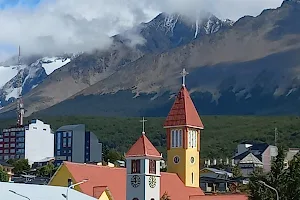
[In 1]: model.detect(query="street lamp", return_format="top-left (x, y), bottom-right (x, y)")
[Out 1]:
top-left (9, 190), bottom-right (30, 200)
top-left (258, 181), bottom-right (279, 200)
top-left (62, 179), bottom-right (88, 200)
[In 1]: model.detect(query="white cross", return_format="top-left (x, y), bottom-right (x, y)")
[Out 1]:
top-left (180, 68), bottom-right (189, 86)
top-left (140, 117), bottom-right (147, 134)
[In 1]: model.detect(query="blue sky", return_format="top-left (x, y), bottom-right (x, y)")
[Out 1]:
top-left (0, 0), bottom-right (41, 9)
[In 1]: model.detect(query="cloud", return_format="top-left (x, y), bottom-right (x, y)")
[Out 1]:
top-left (0, 0), bottom-right (283, 60)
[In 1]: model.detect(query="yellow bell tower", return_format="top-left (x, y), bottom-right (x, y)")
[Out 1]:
top-left (163, 68), bottom-right (204, 188)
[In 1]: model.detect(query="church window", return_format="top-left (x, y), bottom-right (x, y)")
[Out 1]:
top-left (192, 172), bottom-right (194, 184)
top-left (133, 198), bottom-right (139, 200)
top-left (171, 129), bottom-right (182, 148)
top-left (188, 130), bottom-right (197, 148)
top-left (149, 160), bottom-right (156, 174)
top-left (131, 160), bottom-right (140, 174)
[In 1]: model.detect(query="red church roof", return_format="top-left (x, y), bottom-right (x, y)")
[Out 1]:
top-left (125, 133), bottom-right (161, 158)
top-left (60, 162), bottom-right (247, 200)
top-left (164, 86), bottom-right (204, 129)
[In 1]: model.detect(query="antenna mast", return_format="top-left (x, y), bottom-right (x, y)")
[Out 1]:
top-left (16, 46), bottom-right (24, 126)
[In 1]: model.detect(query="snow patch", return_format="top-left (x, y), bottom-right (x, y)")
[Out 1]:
top-left (5, 87), bottom-right (20, 101)
top-left (0, 65), bottom-right (24, 87)
top-left (41, 57), bottom-right (71, 75)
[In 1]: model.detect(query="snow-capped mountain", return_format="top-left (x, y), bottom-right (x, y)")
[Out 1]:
top-left (0, 56), bottom-right (71, 108)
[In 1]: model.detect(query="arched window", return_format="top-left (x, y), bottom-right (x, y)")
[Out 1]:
top-left (131, 160), bottom-right (140, 174)
top-left (149, 160), bottom-right (156, 174)
top-left (171, 129), bottom-right (182, 148)
top-left (133, 198), bottom-right (139, 200)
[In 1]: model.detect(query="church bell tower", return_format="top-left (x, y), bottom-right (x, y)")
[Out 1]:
top-left (163, 68), bottom-right (204, 188)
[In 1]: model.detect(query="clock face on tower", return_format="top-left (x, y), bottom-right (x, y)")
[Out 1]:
top-left (173, 156), bottom-right (180, 164)
top-left (149, 176), bottom-right (156, 188)
top-left (131, 175), bottom-right (141, 188)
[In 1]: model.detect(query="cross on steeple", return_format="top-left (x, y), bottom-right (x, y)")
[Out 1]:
top-left (140, 117), bottom-right (147, 134)
top-left (180, 68), bottom-right (189, 86)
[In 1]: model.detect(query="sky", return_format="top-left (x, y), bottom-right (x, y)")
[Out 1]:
top-left (0, 0), bottom-right (283, 62)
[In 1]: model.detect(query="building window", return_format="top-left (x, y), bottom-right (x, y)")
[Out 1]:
top-left (132, 198), bottom-right (139, 200)
top-left (10, 143), bottom-right (15, 148)
top-left (10, 132), bottom-right (15, 136)
top-left (10, 138), bottom-right (15, 142)
top-left (192, 172), bottom-right (194, 184)
top-left (68, 138), bottom-right (72, 147)
top-left (68, 131), bottom-right (72, 137)
top-left (4, 144), bottom-right (9, 148)
top-left (57, 132), bottom-right (61, 150)
top-left (131, 160), bottom-right (140, 174)
top-left (4, 132), bottom-right (9, 137)
top-left (0, 144), bottom-right (2, 147)
top-left (63, 138), bottom-right (67, 147)
top-left (149, 160), bottom-right (156, 174)
top-left (0, 150), bottom-right (2, 153)
top-left (63, 132), bottom-right (67, 137)
top-left (4, 149), bottom-right (9, 153)
top-left (188, 130), bottom-right (197, 148)
top-left (4, 138), bottom-right (9, 142)
top-left (10, 149), bottom-right (15, 153)
top-left (171, 129), bottom-right (182, 148)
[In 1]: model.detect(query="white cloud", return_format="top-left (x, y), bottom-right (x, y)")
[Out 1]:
top-left (0, 0), bottom-right (283, 60)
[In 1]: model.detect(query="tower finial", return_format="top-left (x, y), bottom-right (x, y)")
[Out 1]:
top-left (180, 68), bottom-right (189, 86)
top-left (139, 117), bottom-right (147, 134)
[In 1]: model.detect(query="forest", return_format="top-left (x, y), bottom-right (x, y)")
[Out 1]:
top-left (1, 115), bottom-right (300, 159)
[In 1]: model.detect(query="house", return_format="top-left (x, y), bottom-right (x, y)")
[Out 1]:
top-left (54, 124), bottom-right (102, 166)
top-left (0, 160), bottom-right (14, 181)
top-left (284, 148), bottom-right (300, 169)
top-left (0, 119), bottom-right (54, 165)
top-left (49, 69), bottom-right (248, 200)
top-left (200, 168), bottom-right (235, 193)
top-left (32, 157), bottom-right (55, 168)
top-left (0, 181), bottom-right (96, 200)
top-left (233, 142), bottom-right (277, 177)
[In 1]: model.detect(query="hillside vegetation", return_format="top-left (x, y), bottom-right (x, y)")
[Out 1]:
top-left (1, 116), bottom-right (300, 158)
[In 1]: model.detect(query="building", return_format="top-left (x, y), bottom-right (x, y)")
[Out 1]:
top-left (0, 119), bottom-right (54, 165)
top-left (0, 160), bottom-right (14, 181)
top-left (284, 148), bottom-right (300, 169)
top-left (233, 142), bottom-right (278, 177)
top-left (49, 69), bottom-right (248, 200)
top-left (54, 124), bottom-right (102, 165)
top-left (0, 182), bottom-right (96, 200)
top-left (200, 168), bottom-right (235, 193)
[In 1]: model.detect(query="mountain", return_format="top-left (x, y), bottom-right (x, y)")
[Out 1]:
top-left (0, 12), bottom-right (232, 118)
top-left (26, 0), bottom-right (300, 117)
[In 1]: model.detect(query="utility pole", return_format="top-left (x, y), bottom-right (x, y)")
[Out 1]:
top-left (16, 45), bottom-right (24, 126)
top-left (274, 127), bottom-right (278, 147)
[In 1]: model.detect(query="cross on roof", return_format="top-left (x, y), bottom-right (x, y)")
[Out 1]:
top-left (180, 68), bottom-right (189, 86)
top-left (139, 117), bottom-right (147, 134)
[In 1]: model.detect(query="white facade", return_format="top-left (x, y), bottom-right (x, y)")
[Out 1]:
top-left (126, 156), bottom-right (161, 200)
top-left (25, 119), bottom-right (54, 165)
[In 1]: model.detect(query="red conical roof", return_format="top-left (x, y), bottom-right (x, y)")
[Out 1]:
top-left (125, 133), bottom-right (162, 158)
top-left (164, 86), bottom-right (204, 129)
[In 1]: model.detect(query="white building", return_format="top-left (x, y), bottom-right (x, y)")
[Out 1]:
top-left (25, 119), bottom-right (54, 165)
top-left (0, 182), bottom-right (96, 200)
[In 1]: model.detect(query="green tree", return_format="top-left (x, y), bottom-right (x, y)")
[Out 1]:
top-left (7, 159), bottom-right (30, 175)
top-left (105, 149), bottom-right (123, 163)
top-left (0, 166), bottom-right (9, 182)
top-left (37, 163), bottom-right (55, 177)
top-left (232, 165), bottom-right (243, 178)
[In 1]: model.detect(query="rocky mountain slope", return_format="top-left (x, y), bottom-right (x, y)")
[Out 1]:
top-left (0, 12), bottom-right (232, 118)
top-left (29, 0), bottom-right (300, 117)
top-left (0, 56), bottom-right (71, 108)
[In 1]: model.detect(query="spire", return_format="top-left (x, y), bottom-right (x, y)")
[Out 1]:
top-left (164, 69), bottom-right (204, 129)
top-left (139, 117), bottom-right (147, 134)
top-left (125, 134), bottom-right (161, 158)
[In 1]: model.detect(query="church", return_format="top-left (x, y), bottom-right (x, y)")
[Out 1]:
top-left (49, 69), bottom-right (247, 200)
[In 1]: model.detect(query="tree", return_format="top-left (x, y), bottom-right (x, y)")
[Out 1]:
top-left (104, 149), bottom-right (123, 163)
top-left (232, 165), bottom-right (243, 178)
top-left (0, 166), bottom-right (9, 182)
top-left (248, 147), bottom-right (293, 200)
top-left (160, 191), bottom-right (171, 200)
top-left (37, 163), bottom-right (55, 177)
top-left (7, 159), bottom-right (30, 175)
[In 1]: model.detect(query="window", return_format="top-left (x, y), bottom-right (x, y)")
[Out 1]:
top-left (4, 132), bottom-right (9, 137)
top-left (4, 144), bottom-right (9, 148)
top-left (0, 144), bottom-right (2, 147)
top-left (0, 150), bottom-right (2, 153)
top-left (10, 132), bottom-right (15, 136)
top-left (63, 132), bottom-right (67, 137)
top-left (10, 144), bottom-right (15, 148)
top-left (4, 138), bottom-right (9, 142)
top-left (132, 198), bottom-right (139, 200)
top-left (131, 160), bottom-right (140, 174)
top-left (10, 138), bottom-right (15, 142)
top-left (10, 149), bottom-right (15, 153)
top-left (68, 131), bottom-right (72, 137)
top-left (63, 138), bottom-right (67, 147)
top-left (57, 132), bottom-right (61, 150)
top-left (188, 130), bottom-right (197, 148)
top-left (192, 172), bottom-right (194, 184)
top-left (149, 160), bottom-right (156, 174)
top-left (68, 138), bottom-right (72, 147)
top-left (4, 149), bottom-right (9, 153)
top-left (171, 129), bottom-right (182, 148)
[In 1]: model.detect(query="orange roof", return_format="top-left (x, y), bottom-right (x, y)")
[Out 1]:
top-left (125, 133), bottom-right (162, 158)
top-left (63, 162), bottom-right (205, 200)
top-left (164, 86), bottom-right (204, 129)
